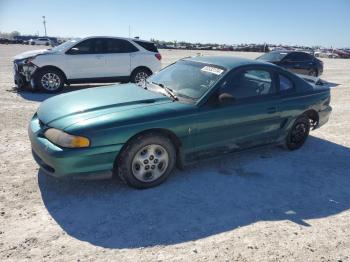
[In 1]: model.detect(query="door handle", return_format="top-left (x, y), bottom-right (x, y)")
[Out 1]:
top-left (267, 107), bottom-right (277, 114)
top-left (95, 55), bottom-right (104, 59)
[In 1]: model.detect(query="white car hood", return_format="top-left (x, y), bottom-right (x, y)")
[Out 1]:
top-left (13, 49), bottom-right (52, 60)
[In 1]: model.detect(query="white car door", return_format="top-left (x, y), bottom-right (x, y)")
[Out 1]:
top-left (103, 38), bottom-right (136, 77)
top-left (64, 38), bottom-right (107, 79)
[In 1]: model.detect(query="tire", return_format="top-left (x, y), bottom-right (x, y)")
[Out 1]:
top-left (116, 133), bottom-right (176, 189)
top-left (35, 68), bottom-right (64, 93)
top-left (308, 69), bottom-right (318, 77)
top-left (285, 115), bottom-right (310, 150)
top-left (130, 68), bottom-right (151, 84)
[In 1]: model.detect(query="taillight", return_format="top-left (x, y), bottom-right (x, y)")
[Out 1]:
top-left (155, 53), bottom-right (161, 60)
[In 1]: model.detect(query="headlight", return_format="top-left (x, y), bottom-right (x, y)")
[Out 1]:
top-left (24, 56), bottom-right (35, 64)
top-left (17, 56), bottom-right (35, 65)
top-left (44, 128), bottom-right (90, 148)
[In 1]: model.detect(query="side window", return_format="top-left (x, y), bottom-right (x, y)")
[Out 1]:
top-left (287, 52), bottom-right (311, 62)
top-left (300, 53), bottom-right (313, 61)
top-left (105, 39), bottom-right (138, 53)
top-left (94, 38), bottom-right (106, 54)
top-left (221, 69), bottom-right (275, 99)
top-left (285, 53), bottom-right (297, 62)
top-left (68, 39), bottom-right (95, 54)
top-left (279, 74), bottom-right (295, 94)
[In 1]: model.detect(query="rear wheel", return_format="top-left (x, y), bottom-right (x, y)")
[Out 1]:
top-left (35, 68), bottom-right (64, 93)
top-left (308, 69), bottom-right (318, 77)
top-left (116, 133), bottom-right (176, 189)
top-left (130, 68), bottom-right (151, 84)
top-left (285, 115), bottom-right (310, 150)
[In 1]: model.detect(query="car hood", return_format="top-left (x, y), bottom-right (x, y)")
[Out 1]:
top-left (37, 83), bottom-right (174, 130)
top-left (13, 49), bottom-right (52, 60)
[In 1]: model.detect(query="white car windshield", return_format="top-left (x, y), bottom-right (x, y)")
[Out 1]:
top-left (50, 38), bottom-right (81, 52)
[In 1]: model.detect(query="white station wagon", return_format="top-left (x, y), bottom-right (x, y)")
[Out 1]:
top-left (13, 36), bottom-right (162, 92)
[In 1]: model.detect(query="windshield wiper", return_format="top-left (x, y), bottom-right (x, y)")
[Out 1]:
top-left (151, 82), bottom-right (178, 101)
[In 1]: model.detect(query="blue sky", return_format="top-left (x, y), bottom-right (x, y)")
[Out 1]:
top-left (0, 0), bottom-right (349, 47)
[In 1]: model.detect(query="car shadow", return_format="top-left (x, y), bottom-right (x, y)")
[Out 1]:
top-left (9, 83), bottom-right (116, 102)
top-left (38, 136), bottom-right (350, 248)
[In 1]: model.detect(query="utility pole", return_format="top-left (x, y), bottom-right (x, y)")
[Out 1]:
top-left (42, 16), bottom-right (47, 36)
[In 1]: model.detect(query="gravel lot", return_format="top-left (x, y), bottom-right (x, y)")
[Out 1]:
top-left (1, 44), bottom-right (350, 261)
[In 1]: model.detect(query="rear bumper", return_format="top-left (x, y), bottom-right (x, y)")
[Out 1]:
top-left (28, 115), bottom-right (123, 179)
top-left (317, 105), bottom-right (332, 128)
top-left (318, 66), bottom-right (324, 76)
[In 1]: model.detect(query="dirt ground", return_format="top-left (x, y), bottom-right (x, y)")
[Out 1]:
top-left (1, 45), bottom-right (350, 262)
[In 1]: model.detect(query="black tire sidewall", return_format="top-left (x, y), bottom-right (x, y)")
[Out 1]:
top-left (117, 133), bottom-right (176, 189)
top-left (309, 69), bottom-right (317, 77)
top-left (36, 69), bottom-right (64, 93)
top-left (285, 115), bottom-right (310, 150)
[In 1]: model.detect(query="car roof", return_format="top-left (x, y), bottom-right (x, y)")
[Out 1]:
top-left (183, 55), bottom-right (273, 70)
top-left (270, 50), bottom-right (293, 53)
top-left (270, 50), bottom-right (312, 54)
top-left (82, 36), bottom-right (154, 43)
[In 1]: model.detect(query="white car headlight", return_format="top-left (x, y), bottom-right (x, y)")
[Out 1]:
top-left (44, 128), bottom-right (90, 148)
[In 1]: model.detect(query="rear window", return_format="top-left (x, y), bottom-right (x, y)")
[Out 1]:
top-left (134, 40), bottom-right (158, 53)
top-left (257, 52), bottom-right (288, 62)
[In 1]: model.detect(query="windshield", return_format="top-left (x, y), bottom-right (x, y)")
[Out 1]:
top-left (257, 52), bottom-right (288, 62)
top-left (50, 38), bottom-right (81, 52)
top-left (147, 60), bottom-right (226, 100)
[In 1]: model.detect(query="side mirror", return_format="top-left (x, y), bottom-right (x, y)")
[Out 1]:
top-left (218, 93), bottom-right (235, 105)
top-left (67, 47), bottom-right (79, 55)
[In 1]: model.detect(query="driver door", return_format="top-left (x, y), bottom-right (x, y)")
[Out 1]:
top-left (64, 38), bottom-right (107, 79)
top-left (188, 67), bottom-right (282, 160)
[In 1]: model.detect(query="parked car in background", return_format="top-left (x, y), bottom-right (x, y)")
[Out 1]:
top-left (314, 50), bottom-right (339, 58)
top-left (29, 38), bottom-right (52, 46)
top-left (257, 50), bottom-right (323, 77)
top-left (13, 36), bottom-right (162, 92)
top-left (29, 56), bottom-right (332, 188)
top-left (0, 38), bottom-right (11, 44)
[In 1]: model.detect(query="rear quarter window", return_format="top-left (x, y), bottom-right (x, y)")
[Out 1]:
top-left (106, 39), bottom-right (138, 53)
top-left (134, 40), bottom-right (158, 52)
top-left (279, 74), bottom-right (295, 94)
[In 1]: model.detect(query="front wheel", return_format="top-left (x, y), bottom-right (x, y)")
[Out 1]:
top-left (285, 115), bottom-right (310, 150)
top-left (116, 133), bottom-right (176, 189)
top-left (35, 68), bottom-right (64, 93)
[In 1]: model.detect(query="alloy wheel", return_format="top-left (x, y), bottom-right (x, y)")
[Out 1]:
top-left (135, 71), bottom-right (149, 84)
top-left (41, 72), bottom-right (61, 91)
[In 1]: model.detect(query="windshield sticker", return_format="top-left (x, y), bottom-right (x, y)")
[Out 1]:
top-left (201, 66), bottom-right (224, 75)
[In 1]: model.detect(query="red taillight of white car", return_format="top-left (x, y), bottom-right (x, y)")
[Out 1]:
top-left (155, 53), bottom-right (162, 60)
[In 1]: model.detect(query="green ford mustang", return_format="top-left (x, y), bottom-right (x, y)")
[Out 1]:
top-left (29, 56), bottom-right (332, 188)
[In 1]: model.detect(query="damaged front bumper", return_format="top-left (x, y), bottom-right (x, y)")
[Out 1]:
top-left (13, 60), bottom-right (38, 90)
